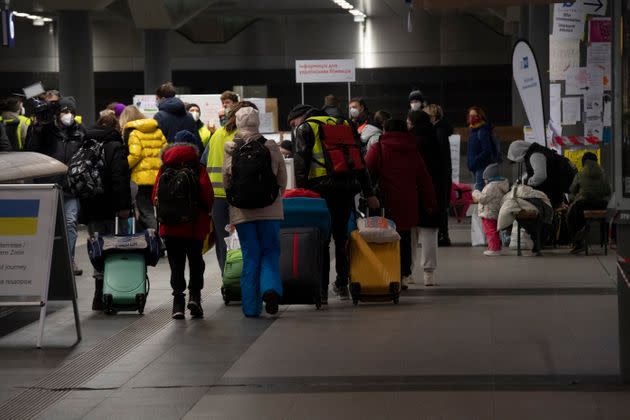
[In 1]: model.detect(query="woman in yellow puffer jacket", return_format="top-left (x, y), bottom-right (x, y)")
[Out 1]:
top-left (119, 105), bottom-right (167, 231)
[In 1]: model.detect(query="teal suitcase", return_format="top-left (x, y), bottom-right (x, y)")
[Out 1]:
top-left (103, 253), bottom-right (148, 314)
top-left (221, 249), bottom-right (242, 305)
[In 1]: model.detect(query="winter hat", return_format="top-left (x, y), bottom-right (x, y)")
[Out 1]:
top-left (482, 163), bottom-right (501, 181)
top-left (173, 130), bottom-right (198, 144)
top-left (582, 152), bottom-right (598, 166)
top-left (287, 104), bottom-right (315, 124)
top-left (408, 89), bottom-right (424, 103)
top-left (236, 107), bottom-right (260, 137)
top-left (114, 103), bottom-right (125, 118)
top-left (57, 97), bottom-right (77, 114)
top-left (507, 140), bottom-right (531, 163)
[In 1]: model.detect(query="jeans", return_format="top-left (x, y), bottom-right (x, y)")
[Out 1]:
top-left (136, 186), bottom-right (157, 231)
top-left (212, 198), bottom-right (230, 275)
top-left (164, 237), bottom-right (205, 297)
top-left (399, 230), bottom-right (412, 278)
top-left (320, 191), bottom-right (354, 293)
top-left (236, 220), bottom-right (282, 317)
top-left (63, 193), bottom-right (79, 259)
top-left (481, 218), bottom-right (501, 251)
top-left (473, 169), bottom-right (485, 191)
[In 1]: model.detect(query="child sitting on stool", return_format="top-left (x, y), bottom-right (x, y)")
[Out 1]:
top-left (472, 163), bottom-right (510, 256)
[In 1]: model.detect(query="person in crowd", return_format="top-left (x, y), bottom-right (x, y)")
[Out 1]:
top-left (408, 89), bottom-right (425, 112)
top-left (120, 105), bottom-right (167, 233)
top-left (0, 122), bottom-right (10, 151)
top-left (507, 140), bottom-right (576, 209)
top-left (222, 107), bottom-right (287, 317)
top-left (153, 130), bottom-right (214, 319)
top-left (472, 163), bottom-right (510, 257)
top-left (362, 110), bottom-right (391, 153)
top-left (466, 106), bottom-right (499, 191)
top-left (103, 102), bottom-right (125, 119)
top-left (0, 96), bottom-right (30, 151)
top-left (26, 97), bottom-right (86, 276)
top-left (81, 113), bottom-right (132, 310)
top-left (205, 101), bottom-right (259, 276)
top-left (289, 104), bottom-right (379, 302)
top-left (322, 94), bottom-right (344, 119)
top-left (279, 140), bottom-right (293, 159)
top-left (186, 103), bottom-right (213, 148)
top-left (218, 91), bottom-right (239, 127)
top-left (567, 152), bottom-right (611, 254)
top-left (153, 82), bottom-right (202, 149)
top-left (407, 110), bottom-right (447, 286)
top-left (43, 90), bottom-right (60, 103)
top-left (365, 118), bottom-right (437, 288)
top-left (349, 97), bottom-right (370, 134)
top-left (424, 104), bottom-right (454, 246)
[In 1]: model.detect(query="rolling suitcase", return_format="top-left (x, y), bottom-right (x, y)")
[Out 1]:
top-left (279, 227), bottom-right (323, 309)
top-left (221, 249), bottom-right (243, 305)
top-left (349, 230), bottom-right (401, 305)
top-left (281, 197), bottom-right (331, 239)
top-left (102, 218), bottom-right (150, 314)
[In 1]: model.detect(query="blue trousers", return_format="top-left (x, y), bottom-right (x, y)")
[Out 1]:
top-left (63, 193), bottom-right (79, 259)
top-left (235, 220), bottom-right (282, 317)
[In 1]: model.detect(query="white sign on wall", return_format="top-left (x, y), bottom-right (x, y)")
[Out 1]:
top-left (513, 41), bottom-right (546, 146)
top-left (448, 134), bottom-right (461, 184)
top-left (295, 59), bottom-right (356, 84)
top-left (553, 2), bottom-right (586, 39)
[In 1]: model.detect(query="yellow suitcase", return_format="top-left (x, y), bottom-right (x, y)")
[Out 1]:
top-left (349, 230), bottom-right (401, 305)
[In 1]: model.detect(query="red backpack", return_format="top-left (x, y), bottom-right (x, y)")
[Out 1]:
top-left (309, 118), bottom-right (365, 177)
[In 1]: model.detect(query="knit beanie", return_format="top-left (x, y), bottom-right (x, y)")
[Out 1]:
top-left (408, 89), bottom-right (424, 103)
top-left (57, 97), bottom-right (77, 114)
top-left (236, 107), bottom-right (260, 137)
top-left (482, 163), bottom-right (501, 181)
top-left (173, 130), bottom-right (197, 144)
top-left (114, 103), bottom-right (125, 118)
top-left (287, 104), bottom-right (315, 124)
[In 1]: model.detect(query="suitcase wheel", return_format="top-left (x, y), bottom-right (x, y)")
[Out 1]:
top-left (136, 293), bottom-right (146, 314)
top-left (221, 287), bottom-right (230, 306)
top-left (392, 295), bottom-right (400, 305)
top-left (103, 294), bottom-right (116, 315)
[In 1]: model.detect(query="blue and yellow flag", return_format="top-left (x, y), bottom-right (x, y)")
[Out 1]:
top-left (0, 200), bottom-right (40, 236)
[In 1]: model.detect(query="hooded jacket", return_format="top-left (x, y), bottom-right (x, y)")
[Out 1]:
top-left (222, 107), bottom-right (287, 225)
top-left (152, 142), bottom-right (214, 241)
top-left (125, 119), bottom-right (167, 186)
top-left (361, 123), bottom-right (382, 152)
top-left (154, 97), bottom-right (202, 148)
top-left (79, 127), bottom-right (131, 224)
top-left (569, 160), bottom-right (611, 202)
top-left (365, 131), bottom-right (437, 230)
top-left (472, 178), bottom-right (510, 219)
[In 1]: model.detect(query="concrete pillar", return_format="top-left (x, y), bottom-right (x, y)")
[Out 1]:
top-left (144, 30), bottom-right (171, 94)
top-left (58, 11), bottom-right (95, 127)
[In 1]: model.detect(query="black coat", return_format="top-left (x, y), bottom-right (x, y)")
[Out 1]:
top-left (154, 97), bottom-right (202, 149)
top-left (26, 120), bottom-right (87, 191)
top-left (434, 118), bottom-right (454, 207)
top-left (79, 127), bottom-right (132, 224)
top-left (0, 123), bottom-right (10, 151)
top-left (411, 120), bottom-right (449, 228)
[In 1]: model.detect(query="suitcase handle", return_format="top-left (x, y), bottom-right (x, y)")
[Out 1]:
top-left (115, 209), bottom-right (136, 235)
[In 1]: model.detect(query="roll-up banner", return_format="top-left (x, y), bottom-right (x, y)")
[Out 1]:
top-left (513, 40), bottom-right (546, 146)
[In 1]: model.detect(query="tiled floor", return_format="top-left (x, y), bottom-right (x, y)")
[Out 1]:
top-left (0, 223), bottom-right (628, 419)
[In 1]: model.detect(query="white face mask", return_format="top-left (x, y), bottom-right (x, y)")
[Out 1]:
top-left (191, 111), bottom-right (200, 121)
top-left (349, 107), bottom-right (360, 118)
top-left (410, 101), bottom-right (422, 111)
top-left (60, 113), bottom-right (74, 127)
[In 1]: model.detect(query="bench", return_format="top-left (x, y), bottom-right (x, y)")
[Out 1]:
top-left (515, 210), bottom-right (542, 256)
top-left (583, 209), bottom-right (608, 256)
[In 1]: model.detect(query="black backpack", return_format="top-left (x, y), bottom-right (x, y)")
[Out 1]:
top-left (67, 138), bottom-right (106, 199)
top-left (156, 163), bottom-right (199, 224)
top-left (226, 137), bottom-right (279, 209)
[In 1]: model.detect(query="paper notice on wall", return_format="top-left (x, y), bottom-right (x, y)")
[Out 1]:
top-left (549, 36), bottom-right (580, 81)
top-left (562, 97), bottom-right (581, 125)
top-left (448, 134), bottom-right (461, 184)
top-left (587, 43), bottom-right (612, 89)
top-left (245, 98), bottom-right (267, 114)
top-left (523, 126), bottom-right (538, 144)
top-left (133, 95), bottom-right (158, 118)
top-left (589, 17), bottom-right (612, 43)
top-left (550, 83), bottom-right (562, 124)
top-left (603, 96), bottom-right (612, 126)
top-left (259, 112), bottom-right (274, 134)
top-left (582, 0), bottom-right (608, 17)
top-left (585, 92), bottom-right (603, 117)
top-left (553, 2), bottom-right (585, 39)
top-left (584, 115), bottom-right (603, 138)
top-left (565, 67), bottom-right (591, 96)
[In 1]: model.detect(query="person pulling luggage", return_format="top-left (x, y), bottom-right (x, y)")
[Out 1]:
top-left (153, 130), bottom-right (214, 319)
top-left (222, 107), bottom-right (287, 317)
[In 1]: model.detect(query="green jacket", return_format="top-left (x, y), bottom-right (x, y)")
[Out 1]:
top-left (569, 160), bottom-right (611, 202)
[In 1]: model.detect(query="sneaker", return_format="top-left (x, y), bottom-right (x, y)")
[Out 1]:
top-left (172, 295), bottom-right (185, 319)
top-left (333, 285), bottom-right (350, 301)
top-left (262, 291), bottom-right (280, 315)
top-left (424, 271), bottom-right (435, 287)
top-left (73, 261), bottom-right (83, 276)
top-left (187, 293), bottom-right (203, 318)
top-left (483, 250), bottom-right (502, 257)
top-left (405, 275), bottom-right (416, 284)
top-left (438, 237), bottom-right (452, 247)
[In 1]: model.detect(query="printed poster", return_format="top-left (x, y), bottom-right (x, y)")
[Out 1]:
top-left (587, 43), bottom-right (612, 89)
top-left (562, 97), bottom-right (581, 125)
top-left (589, 17), bottom-right (612, 43)
top-left (550, 83), bottom-right (562, 124)
top-left (553, 2), bottom-right (586, 39)
top-left (550, 36), bottom-right (581, 81)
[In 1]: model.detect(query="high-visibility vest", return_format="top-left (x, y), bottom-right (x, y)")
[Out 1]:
top-left (0, 115), bottom-right (30, 150)
top-left (206, 127), bottom-right (236, 198)
top-left (304, 116), bottom-right (351, 180)
top-left (199, 124), bottom-right (212, 148)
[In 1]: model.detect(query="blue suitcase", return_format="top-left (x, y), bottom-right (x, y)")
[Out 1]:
top-left (281, 198), bottom-right (331, 239)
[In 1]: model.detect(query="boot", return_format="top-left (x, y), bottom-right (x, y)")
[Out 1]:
top-left (172, 294), bottom-right (185, 319)
top-left (262, 290), bottom-right (280, 315)
top-left (187, 290), bottom-right (203, 318)
top-left (92, 275), bottom-right (105, 311)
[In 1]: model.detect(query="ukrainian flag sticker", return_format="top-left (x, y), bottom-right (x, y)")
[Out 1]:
top-left (0, 200), bottom-right (40, 236)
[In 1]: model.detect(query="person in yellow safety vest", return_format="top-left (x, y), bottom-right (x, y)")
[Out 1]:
top-left (205, 100), bottom-right (260, 275)
top-left (186, 103), bottom-right (214, 148)
top-left (288, 104), bottom-right (380, 304)
top-left (0, 96), bottom-right (31, 151)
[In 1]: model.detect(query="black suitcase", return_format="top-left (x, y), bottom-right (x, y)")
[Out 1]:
top-left (279, 227), bottom-right (322, 309)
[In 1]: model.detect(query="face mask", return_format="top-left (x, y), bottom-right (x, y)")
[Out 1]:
top-left (410, 102), bottom-right (422, 111)
top-left (349, 107), bottom-right (360, 118)
top-left (60, 113), bottom-right (74, 127)
top-left (224, 107), bottom-right (232, 116)
top-left (469, 115), bottom-right (481, 126)
top-left (191, 111), bottom-right (200, 121)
